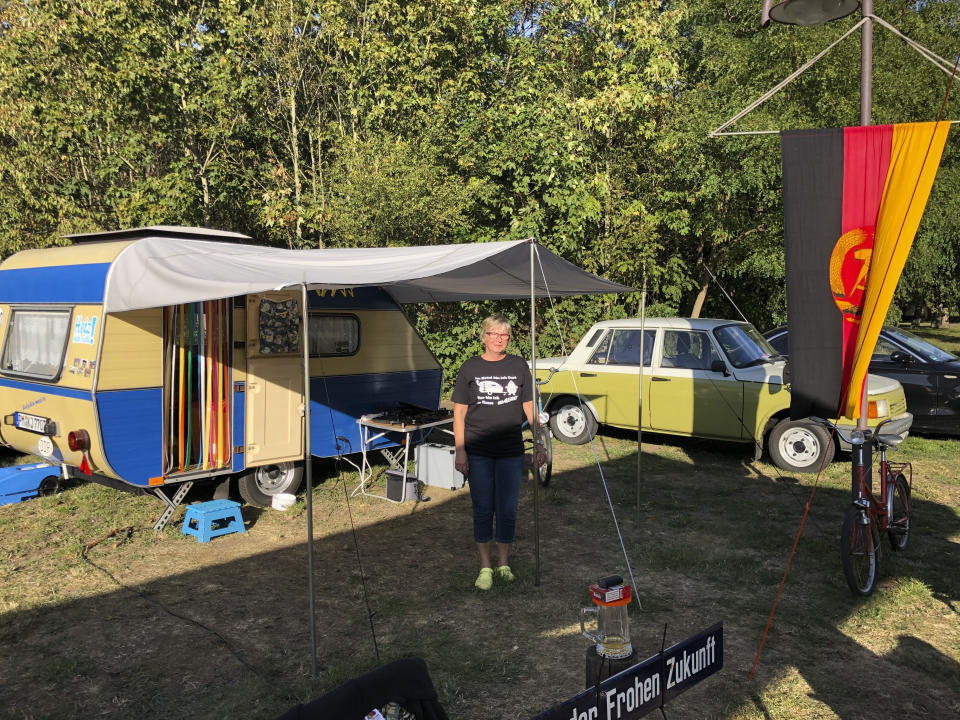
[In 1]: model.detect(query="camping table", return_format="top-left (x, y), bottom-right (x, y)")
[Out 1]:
top-left (355, 412), bottom-right (454, 503)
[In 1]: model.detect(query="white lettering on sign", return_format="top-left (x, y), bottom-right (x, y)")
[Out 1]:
top-left (666, 635), bottom-right (717, 690)
top-left (568, 706), bottom-right (599, 720)
top-left (72, 315), bottom-right (98, 345)
top-left (603, 672), bottom-right (661, 720)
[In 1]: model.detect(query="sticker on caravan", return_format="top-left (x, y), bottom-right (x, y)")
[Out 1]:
top-left (72, 315), bottom-right (98, 345)
top-left (69, 358), bottom-right (95, 376)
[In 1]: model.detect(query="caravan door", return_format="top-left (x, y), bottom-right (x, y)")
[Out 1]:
top-left (244, 292), bottom-right (304, 466)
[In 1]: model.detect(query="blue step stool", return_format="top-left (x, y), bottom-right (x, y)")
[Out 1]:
top-left (182, 500), bottom-right (246, 543)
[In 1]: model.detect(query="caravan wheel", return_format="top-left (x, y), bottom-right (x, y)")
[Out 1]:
top-left (238, 462), bottom-right (304, 507)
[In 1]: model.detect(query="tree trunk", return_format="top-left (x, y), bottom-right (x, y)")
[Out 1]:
top-left (289, 85), bottom-right (302, 249)
top-left (690, 279), bottom-right (709, 319)
top-left (937, 305), bottom-right (950, 327)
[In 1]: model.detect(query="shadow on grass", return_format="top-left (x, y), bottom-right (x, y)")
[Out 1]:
top-left (0, 439), bottom-right (957, 720)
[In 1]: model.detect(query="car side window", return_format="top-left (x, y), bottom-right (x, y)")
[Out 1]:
top-left (588, 331), bottom-right (612, 364)
top-left (607, 329), bottom-right (655, 367)
top-left (872, 337), bottom-right (904, 362)
top-left (767, 333), bottom-right (788, 355)
top-left (661, 330), bottom-right (717, 370)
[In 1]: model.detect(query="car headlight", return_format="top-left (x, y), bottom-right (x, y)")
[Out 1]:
top-left (867, 399), bottom-right (889, 419)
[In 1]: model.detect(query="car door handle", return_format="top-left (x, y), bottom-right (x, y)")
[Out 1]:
top-left (579, 372), bottom-right (597, 377)
top-left (652, 377), bottom-right (670, 382)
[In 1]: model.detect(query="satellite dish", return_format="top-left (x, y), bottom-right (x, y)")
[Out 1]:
top-left (768, 0), bottom-right (860, 26)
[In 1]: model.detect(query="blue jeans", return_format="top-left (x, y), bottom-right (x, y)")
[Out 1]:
top-left (467, 454), bottom-right (523, 544)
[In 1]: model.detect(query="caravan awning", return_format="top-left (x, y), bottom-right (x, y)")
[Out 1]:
top-left (102, 233), bottom-right (632, 312)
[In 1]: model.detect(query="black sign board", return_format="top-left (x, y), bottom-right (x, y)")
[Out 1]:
top-left (532, 622), bottom-right (723, 720)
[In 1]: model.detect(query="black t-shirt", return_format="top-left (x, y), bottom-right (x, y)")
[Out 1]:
top-left (452, 354), bottom-right (533, 457)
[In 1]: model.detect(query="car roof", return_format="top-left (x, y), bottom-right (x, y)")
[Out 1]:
top-left (590, 317), bottom-right (749, 331)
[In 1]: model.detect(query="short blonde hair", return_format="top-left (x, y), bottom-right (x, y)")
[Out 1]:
top-left (481, 314), bottom-right (511, 337)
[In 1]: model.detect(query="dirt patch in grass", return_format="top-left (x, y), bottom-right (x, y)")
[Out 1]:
top-left (1, 434), bottom-right (958, 719)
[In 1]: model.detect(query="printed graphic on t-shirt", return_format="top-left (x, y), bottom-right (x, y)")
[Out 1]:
top-left (476, 376), bottom-right (520, 406)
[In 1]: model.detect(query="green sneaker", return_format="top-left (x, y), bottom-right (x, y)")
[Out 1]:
top-left (475, 567), bottom-right (494, 591)
top-left (496, 565), bottom-right (515, 582)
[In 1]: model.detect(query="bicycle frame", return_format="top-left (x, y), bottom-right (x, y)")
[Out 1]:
top-left (850, 430), bottom-right (913, 533)
top-left (820, 416), bottom-right (913, 596)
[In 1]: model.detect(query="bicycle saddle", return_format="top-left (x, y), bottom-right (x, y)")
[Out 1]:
top-left (876, 433), bottom-right (904, 449)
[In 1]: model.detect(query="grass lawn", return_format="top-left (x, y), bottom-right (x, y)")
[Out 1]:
top-left (901, 320), bottom-right (960, 354)
top-left (1, 325), bottom-right (957, 719)
top-left (1, 427), bottom-right (958, 720)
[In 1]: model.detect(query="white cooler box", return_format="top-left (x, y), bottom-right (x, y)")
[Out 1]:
top-left (415, 443), bottom-right (466, 490)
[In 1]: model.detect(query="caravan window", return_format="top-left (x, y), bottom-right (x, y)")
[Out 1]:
top-left (1, 308), bottom-right (72, 380)
top-left (309, 314), bottom-right (359, 356)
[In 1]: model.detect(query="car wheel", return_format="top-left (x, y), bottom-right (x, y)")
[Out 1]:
top-left (768, 419), bottom-right (834, 473)
top-left (38, 475), bottom-right (60, 496)
top-left (549, 398), bottom-right (598, 445)
top-left (238, 462), bottom-right (304, 507)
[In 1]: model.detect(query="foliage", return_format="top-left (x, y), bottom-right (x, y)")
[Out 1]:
top-left (1, 0), bottom-right (959, 374)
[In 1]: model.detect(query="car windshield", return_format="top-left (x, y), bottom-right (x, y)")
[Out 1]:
top-left (884, 326), bottom-right (958, 363)
top-left (713, 323), bottom-right (782, 368)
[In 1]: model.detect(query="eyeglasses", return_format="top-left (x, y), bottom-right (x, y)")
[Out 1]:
top-left (485, 331), bottom-right (510, 340)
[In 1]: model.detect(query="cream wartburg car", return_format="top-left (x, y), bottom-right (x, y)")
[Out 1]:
top-left (536, 318), bottom-right (913, 472)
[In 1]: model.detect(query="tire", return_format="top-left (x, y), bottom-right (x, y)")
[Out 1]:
top-left (887, 474), bottom-right (910, 552)
top-left (238, 462), bottom-right (304, 507)
top-left (768, 419), bottom-right (834, 473)
top-left (840, 507), bottom-right (879, 596)
top-left (38, 475), bottom-right (60, 496)
top-left (535, 426), bottom-right (553, 487)
top-left (549, 398), bottom-right (598, 445)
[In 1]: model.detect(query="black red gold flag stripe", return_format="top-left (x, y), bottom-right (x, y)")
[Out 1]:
top-left (781, 122), bottom-right (950, 421)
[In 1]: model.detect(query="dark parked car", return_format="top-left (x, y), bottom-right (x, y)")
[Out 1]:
top-left (764, 325), bottom-right (960, 435)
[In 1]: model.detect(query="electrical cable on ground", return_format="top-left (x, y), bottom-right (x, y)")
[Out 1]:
top-left (316, 364), bottom-right (382, 663)
top-left (79, 526), bottom-right (303, 706)
top-left (534, 247), bottom-right (642, 611)
top-left (749, 427), bottom-right (837, 680)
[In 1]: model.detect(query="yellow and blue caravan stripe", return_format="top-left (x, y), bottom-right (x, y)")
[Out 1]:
top-left (306, 287), bottom-right (442, 457)
top-left (0, 237), bottom-right (445, 491)
top-left (0, 240), bottom-right (166, 487)
top-left (0, 240), bottom-right (162, 486)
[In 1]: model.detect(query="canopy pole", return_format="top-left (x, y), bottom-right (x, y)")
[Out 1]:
top-left (530, 239), bottom-right (541, 587)
top-left (302, 282), bottom-right (318, 678)
top-left (636, 274), bottom-right (647, 528)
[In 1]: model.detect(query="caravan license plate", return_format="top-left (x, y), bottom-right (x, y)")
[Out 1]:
top-left (14, 412), bottom-right (50, 434)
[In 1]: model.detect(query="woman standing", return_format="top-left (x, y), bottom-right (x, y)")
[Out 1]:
top-left (453, 314), bottom-right (546, 590)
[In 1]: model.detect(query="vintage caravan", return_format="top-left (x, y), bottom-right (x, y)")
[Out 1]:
top-left (0, 227), bottom-right (443, 513)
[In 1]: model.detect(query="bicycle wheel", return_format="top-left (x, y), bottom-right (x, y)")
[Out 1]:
top-left (840, 507), bottom-right (879, 596)
top-left (536, 426), bottom-right (553, 487)
top-left (887, 474), bottom-right (911, 552)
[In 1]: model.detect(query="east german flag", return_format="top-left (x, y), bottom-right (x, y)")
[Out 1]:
top-left (781, 122), bottom-right (950, 420)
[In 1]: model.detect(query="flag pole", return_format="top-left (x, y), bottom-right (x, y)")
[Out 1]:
top-left (857, 0), bottom-right (873, 431)
top-left (530, 239), bottom-right (541, 587)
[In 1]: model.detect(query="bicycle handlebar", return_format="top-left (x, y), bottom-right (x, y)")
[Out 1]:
top-left (535, 366), bottom-right (560, 387)
top-left (808, 416), bottom-right (896, 446)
